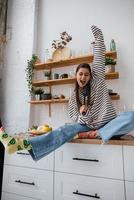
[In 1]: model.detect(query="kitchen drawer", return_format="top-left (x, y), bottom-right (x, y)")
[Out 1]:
top-left (125, 181), bottom-right (134, 200)
top-left (2, 165), bottom-right (53, 200)
top-left (4, 150), bottom-right (54, 170)
top-left (55, 143), bottom-right (123, 179)
top-left (2, 192), bottom-right (37, 200)
top-left (54, 172), bottom-right (125, 200)
top-left (123, 146), bottom-right (134, 181)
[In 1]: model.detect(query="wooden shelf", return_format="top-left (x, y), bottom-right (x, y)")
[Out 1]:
top-left (110, 94), bottom-right (120, 100)
top-left (32, 72), bottom-right (119, 87)
top-left (34, 51), bottom-right (117, 70)
top-left (33, 77), bottom-right (75, 87)
top-left (29, 95), bottom-right (120, 105)
top-left (29, 99), bottom-right (69, 104)
top-left (105, 72), bottom-right (119, 79)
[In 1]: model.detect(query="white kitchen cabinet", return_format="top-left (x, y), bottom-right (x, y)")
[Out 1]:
top-left (2, 142), bottom-right (134, 200)
top-left (54, 172), bottom-right (125, 200)
top-left (4, 150), bottom-right (54, 170)
top-left (125, 181), bottom-right (134, 200)
top-left (2, 165), bottom-right (53, 200)
top-left (2, 192), bottom-right (37, 200)
top-left (2, 150), bottom-right (54, 199)
top-left (55, 143), bottom-right (124, 180)
top-left (123, 146), bottom-right (134, 200)
top-left (54, 143), bottom-right (125, 200)
top-left (123, 146), bottom-right (134, 181)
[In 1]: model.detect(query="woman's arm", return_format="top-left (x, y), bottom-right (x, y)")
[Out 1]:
top-left (91, 25), bottom-right (106, 79)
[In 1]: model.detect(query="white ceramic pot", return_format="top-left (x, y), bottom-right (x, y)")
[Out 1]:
top-left (35, 94), bottom-right (40, 100)
top-left (105, 65), bottom-right (115, 73)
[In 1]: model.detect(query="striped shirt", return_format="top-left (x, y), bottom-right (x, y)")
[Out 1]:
top-left (68, 25), bottom-right (117, 129)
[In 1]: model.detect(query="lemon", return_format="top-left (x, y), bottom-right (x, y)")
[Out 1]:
top-left (43, 126), bottom-right (50, 132)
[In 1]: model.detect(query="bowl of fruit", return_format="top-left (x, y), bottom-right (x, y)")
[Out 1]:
top-left (28, 124), bottom-right (52, 136)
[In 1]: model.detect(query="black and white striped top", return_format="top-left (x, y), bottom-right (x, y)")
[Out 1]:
top-left (68, 25), bottom-right (117, 129)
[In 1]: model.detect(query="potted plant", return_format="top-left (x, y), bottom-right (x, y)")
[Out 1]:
top-left (34, 88), bottom-right (44, 100)
top-left (51, 31), bottom-right (72, 61)
top-left (105, 57), bottom-right (117, 73)
top-left (44, 70), bottom-right (51, 80)
top-left (25, 54), bottom-right (38, 97)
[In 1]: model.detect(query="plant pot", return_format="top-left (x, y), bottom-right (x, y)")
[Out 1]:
top-left (35, 94), bottom-right (40, 100)
top-left (44, 76), bottom-right (51, 80)
top-left (105, 65), bottom-right (115, 73)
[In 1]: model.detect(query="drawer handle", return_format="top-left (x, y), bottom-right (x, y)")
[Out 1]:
top-left (15, 179), bottom-right (35, 186)
top-left (72, 157), bottom-right (99, 162)
top-left (73, 190), bottom-right (100, 199)
top-left (17, 152), bottom-right (29, 156)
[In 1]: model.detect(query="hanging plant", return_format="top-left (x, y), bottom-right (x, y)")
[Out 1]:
top-left (25, 54), bottom-right (38, 96)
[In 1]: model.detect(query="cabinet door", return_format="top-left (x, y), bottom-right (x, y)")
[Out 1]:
top-left (2, 192), bottom-right (36, 200)
top-left (2, 165), bottom-right (53, 200)
top-left (125, 181), bottom-right (134, 200)
top-left (55, 143), bottom-right (123, 179)
top-left (4, 150), bottom-right (54, 170)
top-left (54, 172), bottom-right (125, 200)
top-left (123, 146), bottom-right (134, 181)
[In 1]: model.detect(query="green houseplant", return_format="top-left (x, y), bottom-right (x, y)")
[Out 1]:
top-left (25, 54), bottom-right (38, 97)
top-left (34, 88), bottom-right (44, 100)
top-left (44, 70), bottom-right (51, 80)
top-left (105, 57), bottom-right (117, 73)
top-left (105, 57), bottom-right (116, 65)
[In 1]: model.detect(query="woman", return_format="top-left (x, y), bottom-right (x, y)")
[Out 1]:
top-left (0, 25), bottom-right (134, 161)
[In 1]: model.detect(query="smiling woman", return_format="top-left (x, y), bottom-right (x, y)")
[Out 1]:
top-left (76, 63), bottom-right (92, 88)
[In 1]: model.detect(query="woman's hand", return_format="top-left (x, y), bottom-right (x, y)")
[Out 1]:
top-left (79, 105), bottom-right (88, 114)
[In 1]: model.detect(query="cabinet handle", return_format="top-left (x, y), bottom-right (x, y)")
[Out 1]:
top-left (72, 157), bottom-right (99, 162)
top-left (17, 152), bottom-right (29, 156)
top-left (15, 179), bottom-right (35, 186)
top-left (73, 190), bottom-right (100, 199)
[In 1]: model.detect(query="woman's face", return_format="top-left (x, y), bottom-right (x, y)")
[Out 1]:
top-left (76, 67), bottom-right (91, 88)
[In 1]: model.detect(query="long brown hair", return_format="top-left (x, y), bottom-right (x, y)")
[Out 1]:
top-left (75, 63), bottom-right (92, 108)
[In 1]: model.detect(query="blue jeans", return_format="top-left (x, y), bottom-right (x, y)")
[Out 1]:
top-left (99, 111), bottom-right (134, 142)
top-left (29, 111), bottom-right (134, 161)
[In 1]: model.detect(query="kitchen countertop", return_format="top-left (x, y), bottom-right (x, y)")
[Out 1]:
top-left (70, 135), bottom-right (134, 146)
top-left (15, 132), bottom-right (134, 146)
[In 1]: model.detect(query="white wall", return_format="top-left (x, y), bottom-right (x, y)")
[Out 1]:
top-left (34, 0), bottom-right (134, 128)
top-left (2, 0), bottom-right (134, 132)
top-left (1, 0), bottom-right (37, 133)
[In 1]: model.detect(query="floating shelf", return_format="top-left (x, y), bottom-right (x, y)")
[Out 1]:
top-left (32, 72), bottom-right (119, 87)
top-left (29, 95), bottom-right (120, 104)
top-left (110, 94), bottom-right (120, 100)
top-left (29, 99), bottom-right (69, 104)
top-left (34, 51), bottom-right (117, 70)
